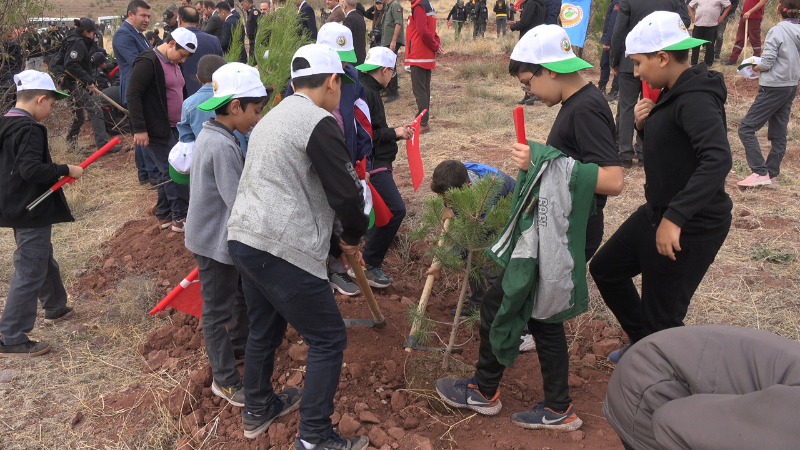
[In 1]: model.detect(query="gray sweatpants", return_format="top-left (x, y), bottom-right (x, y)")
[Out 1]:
top-left (603, 325), bottom-right (800, 450)
top-left (739, 85), bottom-right (798, 178)
top-left (0, 226), bottom-right (69, 346)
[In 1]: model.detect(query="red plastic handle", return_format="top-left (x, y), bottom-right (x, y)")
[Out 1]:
top-left (49, 137), bottom-right (121, 191)
top-left (513, 106), bottom-right (526, 144)
top-left (641, 80), bottom-right (660, 102)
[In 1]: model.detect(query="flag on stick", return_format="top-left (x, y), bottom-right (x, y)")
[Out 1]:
top-left (406, 109), bottom-right (427, 192)
top-left (513, 106), bottom-right (526, 144)
top-left (148, 267), bottom-right (203, 318)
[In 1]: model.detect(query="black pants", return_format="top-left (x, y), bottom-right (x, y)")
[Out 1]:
top-left (410, 65), bottom-right (431, 127)
top-left (589, 205), bottom-right (729, 343)
top-left (599, 48), bottom-right (618, 91)
top-left (474, 212), bottom-right (604, 413)
top-left (383, 44), bottom-right (400, 94)
top-left (691, 25), bottom-right (717, 66)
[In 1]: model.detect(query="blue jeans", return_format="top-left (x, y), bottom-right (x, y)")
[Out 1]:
top-left (228, 241), bottom-right (347, 444)
top-left (146, 128), bottom-right (189, 221)
top-left (0, 226), bottom-right (69, 345)
top-left (135, 144), bottom-right (158, 181)
top-left (362, 169), bottom-right (406, 268)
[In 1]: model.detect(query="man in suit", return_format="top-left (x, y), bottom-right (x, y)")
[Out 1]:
top-left (218, 1), bottom-right (248, 62)
top-left (343, 0), bottom-right (367, 64)
top-left (609, 0), bottom-right (688, 167)
top-left (298, 0), bottom-right (319, 40)
top-left (178, 6), bottom-right (224, 95)
top-left (113, 0), bottom-right (157, 185)
top-left (202, 0), bottom-right (224, 38)
top-left (327, 0), bottom-right (346, 22)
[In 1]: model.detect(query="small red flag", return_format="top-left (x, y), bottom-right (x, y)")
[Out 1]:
top-left (406, 109), bottom-right (427, 192)
top-left (149, 267), bottom-right (203, 318)
top-left (642, 80), bottom-right (660, 102)
top-left (513, 106), bottom-right (526, 144)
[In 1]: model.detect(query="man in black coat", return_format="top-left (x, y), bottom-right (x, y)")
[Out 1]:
top-left (343, 0), bottom-right (367, 64)
top-left (298, 0), bottom-right (319, 40)
top-left (202, 0), bottom-right (225, 38)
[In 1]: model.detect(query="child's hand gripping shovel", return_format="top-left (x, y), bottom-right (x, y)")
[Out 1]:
top-left (26, 137), bottom-right (121, 211)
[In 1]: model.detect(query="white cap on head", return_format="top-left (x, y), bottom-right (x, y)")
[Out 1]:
top-left (14, 70), bottom-right (69, 99)
top-left (291, 43), bottom-right (355, 84)
top-left (171, 27), bottom-right (198, 53)
top-left (355, 47), bottom-right (397, 72)
top-left (316, 22), bottom-right (357, 63)
top-left (509, 24), bottom-right (592, 73)
top-left (625, 11), bottom-right (707, 56)
top-left (198, 62), bottom-right (268, 111)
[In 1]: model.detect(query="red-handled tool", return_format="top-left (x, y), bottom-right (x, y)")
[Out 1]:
top-left (513, 106), bottom-right (526, 144)
top-left (26, 136), bottom-right (121, 211)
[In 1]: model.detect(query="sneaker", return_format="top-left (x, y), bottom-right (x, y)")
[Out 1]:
top-left (737, 173), bottom-right (772, 187)
top-left (621, 159), bottom-right (633, 169)
top-left (510, 401), bottom-right (583, 431)
top-left (294, 431), bottom-right (369, 450)
top-left (243, 387), bottom-right (303, 439)
top-left (171, 218), bottom-right (186, 233)
top-left (435, 377), bottom-right (502, 415)
top-left (330, 273), bottom-right (361, 296)
top-left (43, 306), bottom-right (74, 324)
top-left (0, 340), bottom-right (51, 358)
top-left (608, 344), bottom-right (632, 364)
top-left (519, 334), bottom-right (536, 352)
top-left (212, 379), bottom-right (246, 407)
top-left (158, 218), bottom-right (172, 229)
top-left (606, 88), bottom-right (619, 101)
top-left (138, 175), bottom-right (150, 185)
top-left (363, 265), bottom-right (393, 288)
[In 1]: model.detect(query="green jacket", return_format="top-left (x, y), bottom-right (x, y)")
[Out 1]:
top-left (487, 141), bottom-right (598, 367)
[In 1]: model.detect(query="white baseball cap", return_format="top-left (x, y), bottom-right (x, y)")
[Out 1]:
top-left (509, 24), bottom-right (592, 73)
top-left (14, 70), bottom-right (69, 99)
top-left (625, 11), bottom-right (707, 56)
top-left (737, 55), bottom-right (762, 79)
top-left (198, 62), bottom-right (269, 111)
top-left (356, 47), bottom-right (397, 72)
top-left (170, 27), bottom-right (198, 53)
top-left (317, 22), bottom-right (357, 64)
top-left (291, 44), bottom-right (356, 84)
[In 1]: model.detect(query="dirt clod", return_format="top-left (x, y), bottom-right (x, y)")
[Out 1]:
top-left (591, 338), bottom-right (621, 357)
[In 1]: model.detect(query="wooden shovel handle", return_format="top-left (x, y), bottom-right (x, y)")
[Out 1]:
top-left (345, 253), bottom-right (386, 326)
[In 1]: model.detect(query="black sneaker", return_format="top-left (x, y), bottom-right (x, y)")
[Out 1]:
top-left (0, 340), bottom-right (51, 357)
top-left (44, 306), bottom-right (74, 325)
top-left (212, 379), bottom-right (245, 407)
top-left (293, 432), bottom-right (369, 450)
top-left (243, 387), bottom-right (302, 439)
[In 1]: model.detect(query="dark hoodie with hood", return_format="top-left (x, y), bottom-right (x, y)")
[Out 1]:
top-left (639, 64), bottom-right (732, 238)
top-left (55, 29), bottom-right (98, 89)
top-left (0, 109), bottom-right (74, 228)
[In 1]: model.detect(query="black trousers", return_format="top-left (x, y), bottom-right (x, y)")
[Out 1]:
top-left (474, 212), bottom-right (605, 413)
top-left (691, 25), bottom-right (717, 66)
top-left (589, 205), bottom-right (729, 343)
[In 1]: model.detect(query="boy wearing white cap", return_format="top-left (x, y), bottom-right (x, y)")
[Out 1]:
top-left (590, 11), bottom-right (732, 362)
top-left (435, 24), bottom-right (623, 431)
top-left (184, 62), bottom-right (272, 410)
top-left (355, 47), bottom-right (412, 287)
top-left (287, 22), bottom-right (374, 296)
top-left (0, 71), bottom-right (81, 357)
top-left (128, 27), bottom-right (198, 233)
top-left (227, 44), bottom-right (369, 449)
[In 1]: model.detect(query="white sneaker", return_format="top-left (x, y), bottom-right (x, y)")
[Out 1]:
top-left (519, 334), bottom-right (536, 352)
top-left (737, 173), bottom-right (772, 187)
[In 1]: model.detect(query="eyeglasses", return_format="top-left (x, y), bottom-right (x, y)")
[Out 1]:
top-left (520, 73), bottom-right (533, 94)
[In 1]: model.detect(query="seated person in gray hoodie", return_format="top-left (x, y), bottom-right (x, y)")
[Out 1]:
top-left (184, 62), bottom-right (270, 410)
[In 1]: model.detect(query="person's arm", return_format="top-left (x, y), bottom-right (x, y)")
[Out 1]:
top-left (718, 1), bottom-right (732, 22)
top-left (411, 4), bottom-right (440, 52)
top-left (15, 125), bottom-right (72, 184)
top-left (755, 27), bottom-right (780, 72)
top-left (510, 0), bottom-right (535, 30)
top-left (177, 103), bottom-right (197, 143)
top-left (364, 5), bottom-right (376, 20)
top-left (688, 1), bottom-right (696, 23)
top-left (126, 56), bottom-right (155, 146)
top-left (743, 0), bottom-right (766, 18)
top-left (306, 116), bottom-right (368, 245)
top-left (214, 143), bottom-right (244, 207)
top-left (609, 0), bottom-right (630, 71)
top-left (65, 41), bottom-right (94, 86)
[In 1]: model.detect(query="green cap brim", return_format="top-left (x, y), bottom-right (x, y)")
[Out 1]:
top-left (737, 62), bottom-right (757, 70)
top-left (197, 94), bottom-right (234, 112)
top-left (540, 57), bottom-right (593, 74)
top-left (355, 63), bottom-right (381, 72)
top-left (169, 164), bottom-right (190, 185)
top-left (662, 37), bottom-right (709, 51)
top-left (53, 90), bottom-right (70, 100)
top-left (337, 49), bottom-right (357, 63)
top-left (341, 73), bottom-right (356, 84)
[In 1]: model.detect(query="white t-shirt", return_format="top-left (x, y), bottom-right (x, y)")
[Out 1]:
top-left (689, 0), bottom-right (731, 27)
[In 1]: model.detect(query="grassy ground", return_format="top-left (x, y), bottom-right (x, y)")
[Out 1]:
top-left (1, 6), bottom-right (798, 449)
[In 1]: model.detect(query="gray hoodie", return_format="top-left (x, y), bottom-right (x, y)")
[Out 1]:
top-left (185, 120), bottom-right (244, 265)
top-left (759, 19), bottom-right (800, 87)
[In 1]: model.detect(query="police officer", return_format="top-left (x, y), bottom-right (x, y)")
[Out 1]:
top-left (42, 22), bottom-right (64, 69)
top-left (239, 0), bottom-right (260, 61)
top-left (59, 18), bottom-right (120, 153)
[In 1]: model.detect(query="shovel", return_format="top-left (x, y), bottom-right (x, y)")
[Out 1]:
top-left (342, 253), bottom-right (387, 328)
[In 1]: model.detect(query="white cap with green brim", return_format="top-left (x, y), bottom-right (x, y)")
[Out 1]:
top-left (509, 25), bottom-right (592, 74)
top-left (317, 22), bottom-right (357, 64)
top-left (291, 44), bottom-right (356, 84)
top-left (14, 70), bottom-right (69, 99)
top-left (198, 62), bottom-right (268, 112)
top-left (625, 11), bottom-right (708, 56)
top-left (356, 47), bottom-right (397, 72)
top-left (170, 27), bottom-right (198, 53)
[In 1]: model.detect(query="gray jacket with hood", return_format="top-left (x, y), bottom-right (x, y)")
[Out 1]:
top-left (759, 19), bottom-right (800, 88)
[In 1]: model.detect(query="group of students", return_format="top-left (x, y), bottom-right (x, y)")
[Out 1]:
top-left (1, 3), bottom-right (799, 450)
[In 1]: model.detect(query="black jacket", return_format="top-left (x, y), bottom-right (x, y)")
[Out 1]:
top-left (59, 30), bottom-right (98, 88)
top-left (201, 13), bottom-right (224, 38)
top-left (610, 0), bottom-right (689, 72)
top-left (359, 72), bottom-right (398, 170)
top-left (474, 1), bottom-right (489, 23)
top-left (447, 3), bottom-right (467, 21)
top-left (510, 0), bottom-right (546, 36)
top-left (343, 10), bottom-right (367, 65)
top-left (0, 111), bottom-right (73, 228)
top-left (299, 2), bottom-right (318, 40)
top-left (640, 64), bottom-right (732, 237)
top-left (221, 14), bottom-right (247, 63)
top-left (127, 49), bottom-right (187, 145)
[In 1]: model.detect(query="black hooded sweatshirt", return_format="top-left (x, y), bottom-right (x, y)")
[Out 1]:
top-left (0, 110), bottom-right (74, 228)
top-left (640, 64), bottom-right (732, 238)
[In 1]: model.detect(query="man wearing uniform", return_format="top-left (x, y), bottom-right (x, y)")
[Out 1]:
top-left (493, 0), bottom-right (507, 36)
top-left (42, 22), bottom-right (64, 69)
top-left (164, 6), bottom-right (179, 33)
top-left (240, 0), bottom-right (260, 61)
top-left (380, 0), bottom-right (404, 102)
